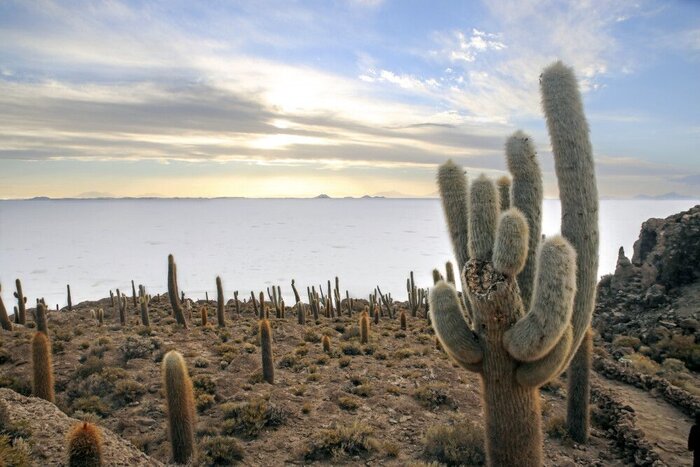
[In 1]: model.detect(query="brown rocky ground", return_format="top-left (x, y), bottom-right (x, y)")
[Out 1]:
top-left (1, 292), bottom-right (695, 466)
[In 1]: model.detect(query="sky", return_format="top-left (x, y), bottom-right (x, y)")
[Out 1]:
top-left (0, 0), bottom-right (698, 199)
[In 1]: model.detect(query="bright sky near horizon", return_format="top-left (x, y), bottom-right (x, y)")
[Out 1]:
top-left (0, 0), bottom-right (698, 199)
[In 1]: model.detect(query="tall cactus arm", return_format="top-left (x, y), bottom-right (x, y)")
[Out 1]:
top-left (540, 61), bottom-right (599, 361)
top-left (496, 176), bottom-right (511, 211)
top-left (503, 236), bottom-right (577, 362)
top-left (429, 281), bottom-right (483, 369)
top-left (468, 175), bottom-right (499, 262)
top-left (492, 208), bottom-right (529, 277)
top-left (515, 325), bottom-right (573, 387)
top-left (437, 160), bottom-right (470, 272)
top-left (505, 131), bottom-right (542, 308)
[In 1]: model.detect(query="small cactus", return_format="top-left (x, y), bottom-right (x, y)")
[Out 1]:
top-left (138, 285), bottom-right (149, 326)
top-left (162, 351), bottom-right (196, 464)
top-left (0, 284), bottom-right (13, 331)
top-left (260, 319), bottom-right (274, 384)
top-left (109, 290), bottom-right (114, 307)
top-left (117, 292), bottom-right (127, 326)
top-left (67, 421), bottom-right (102, 467)
top-left (216, 276), bottom-right (225, 328)
top-left (97, 308), bottom-right (104, 326)
top-left (400, 310), bottom-right (407, 331)
top-left (360, 309), bottom-right (370, 344)
top-left (322, 335), bottom-right (331, 353)
top-left (297, 301), bottom-right (306, 325)
top-left (31, 331), bottom-right (54, 402)
top-left (167, 254), bottom-right (188, 327)
top-left (201, 306), bottom-right (208, 326)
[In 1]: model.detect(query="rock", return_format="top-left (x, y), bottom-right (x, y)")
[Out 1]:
top-left (679, 318), bottom-right (698, 332)
top-left (0, 388), bottom-right (162, 466)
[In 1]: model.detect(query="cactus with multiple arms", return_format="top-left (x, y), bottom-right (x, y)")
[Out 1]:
top-left (430, 61), bottom-right (597, 466)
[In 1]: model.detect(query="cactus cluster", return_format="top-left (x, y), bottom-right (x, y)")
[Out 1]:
top-left (406, 271), bottom-right (426, 317)
top-left (429, 61), bottom-right (598, 465)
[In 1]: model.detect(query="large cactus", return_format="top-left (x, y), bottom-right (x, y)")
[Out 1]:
top-left (162, 350), bottom-right (196, 464)
top-left (430, 61), bottom-right (597, 466)
top-left (167, 254), bottom-right (188, 327)
top-left (540, 61), bottom-right (599, 442)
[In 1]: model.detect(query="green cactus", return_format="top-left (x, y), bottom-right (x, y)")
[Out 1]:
top-left (360, 310), bottom-right (369, 344)
top-left (131, 280), bottom-right (137, 308)
top-left (297, 301), bottom-right (306, 325)
top-left (14, 279), bottom-right (27, 325)
top-left (291, 279), bottom-right (301, 303)
top-left (67, 421), bottom-right (103, 467)
top-left (430, 61), bottom-right (598, 466)
top-left (167, 255), bottom-right (188, 327)
top-left (260, 319), bottom-right (274, 384)
top-left (0, 284), bottom-right (12, 331)
top-left (109, 290), bottom-right (114, 307)
top-left (67, 284), bottom-right (73, 311)
top-left (117, 291), bottom-right (127, 326)
top-left (216, 277), bottom-right (225, 328)
top-left (36, 302), bottom-right (48, 335)
top-left (541, 61), bottom-right (599, 443)
top-left (162, 351), bottom-right (196, 464)
top-left (31, 331), bottom-right (54, 403)
top-left (496, 176), bottom-right (511, 211)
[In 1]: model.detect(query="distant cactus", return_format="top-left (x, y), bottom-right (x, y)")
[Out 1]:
top-left (400, 310), bottom-right (407, 330)
top-left (97, 308), bottom-right (104, 325)
top-left (138, 285), bottom-right (149, 326)
top-left (360, 309), bottom-right (369, 344)
top-left (14, 279), bottom-right (27, 325)
top-left (67, 421), bottom-right (102, 467)
top-left (200, 306), bottom-right (208, 326)
top-left (430, 61), bottom-right (597, 466)
top-left (260, 319), bottom-right (274, 384)
top-left (0, 284), bottom-right (12, 331)
top-left (267, 285), bottom-right (283, 319)
top-left (162, 351), bottom-right (196, 464)
top-left (117, 292), bottom-right (127, 326)
top-left (376, 286), bottom-right (393, 318)
top-left (167, 255), bottom-right (188, 327)
top-left (373, 304), bottom-right (379, 325)
top-left (259, 292), bottom-right (266, 319)
top-left (496, 176), bottom-right (511, 211)
top-left (407, 271), bottom-right (421, 317)
top-left (36, 302), bottom-right (48, 335)
top-left (109, 290), bottom-right (114, 307)
top-left (67, 284), bottom-right (73, 311)
top-left (31, 331), bottom-right (54, 402)
top-left (216, 277), bottom-right (225, 327)
top-left (131, 280), bottom-right (137, 307)
top-left (291, 279), bottom-right (301, 303)
top-left (296, 301), bottom-right (306, 325)
top-left (234, 291), bottom-right (240, 316)
top-left (541, 61), bottom-right (599, 443)
top-left (322, 335), bottom-right (331, 353)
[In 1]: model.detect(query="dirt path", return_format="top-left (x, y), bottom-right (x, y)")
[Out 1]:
top-left (598, 376), bottom-right (694, 466)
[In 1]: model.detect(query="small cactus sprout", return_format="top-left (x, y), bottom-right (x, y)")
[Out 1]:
top-left (260, 319), bottom-right (274, 384)
top-left (162, 351), bottom-right (196, 464)
top-left (496, 176), bottom-right (511, 211)
top-left (167, 254), bottom-right (188, 327)
top-left (430, 62), bottom-right (597, 466)
top-left (360, 308), bottom-right (370, 344)
top-left (36, 302), bottom-right (48, 335)
top-left (67, 421), bottom-right (103, 467)
top-left (0, 284), bottom-right (13, 331)
top-left (201, 306), bottom-right (208, 326)
top-left (322, 335), bottom-right (331, 353)
top-left (216, 276), bottom-right (225, 328)
top-left (14, 278), bottom-right (27, 324)
top-left (31, 331), bottom-right (54, 402)
top-left (400, 310), bottom-right (407, 330)
top-left (67, 284), bottom-right (73, 311)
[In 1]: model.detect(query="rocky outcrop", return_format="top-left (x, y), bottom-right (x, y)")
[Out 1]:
top-left (594, 205), bottom-right (700, 370)
top-left (0, 388), bottom-right (162, 466)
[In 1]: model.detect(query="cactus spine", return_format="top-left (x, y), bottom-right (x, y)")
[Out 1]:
top-left (0, 284), bottom-right (12, 331)
top-left (167, 254), bottom-right (188, 327)
top-left (31, 331), bottom-right (54, 402)
top-left (67, 421), bottom-right (103, 466)
top-left (540, 61), bottom-right (599, 443)
top-left (162, 351), bottom-right (196, 464)
top-left (67, 284), bottom-right (73, 311)
top-left (360, 309), bottom-right (369, 344)
top-left (216, 277), bottom-right (225, 327)
top-left (430, 62), bottom-right (595, 467)
top-left (322, 335), bottom-right (331, 353)
top-left (14, 279), bottom-right (26, 324)
top-left (260, 319), bottom-right (274, 384)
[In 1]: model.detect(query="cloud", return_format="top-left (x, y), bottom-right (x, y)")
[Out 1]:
top-left (677, 174), bottom-right (700, 186)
